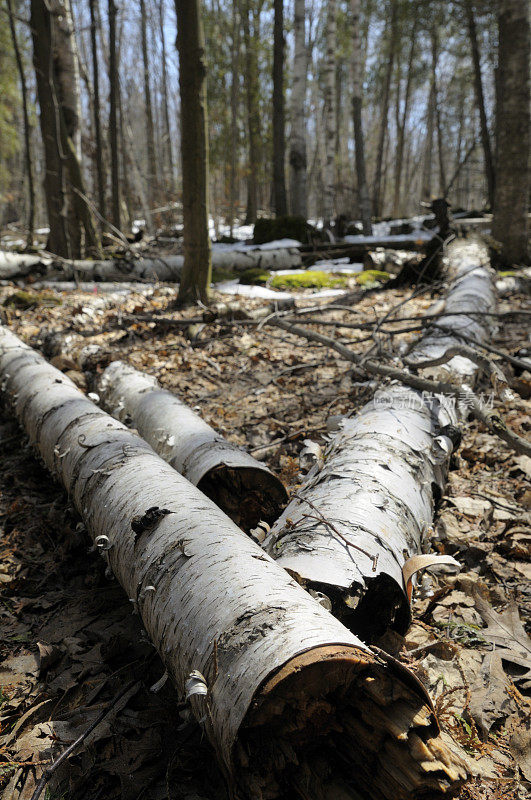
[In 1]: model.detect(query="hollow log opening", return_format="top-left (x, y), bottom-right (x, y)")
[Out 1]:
top-left (234, 646), bottom-right (465, 800)
top-left (198, 464), bottom-right (288, 532)
top-left (312, 574), bottom-right (411, 643)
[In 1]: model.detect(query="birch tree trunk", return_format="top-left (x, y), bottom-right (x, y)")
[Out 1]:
top-left (289, 0), bottom-right (307, 219)
top-left (322, 0), bottom-right (337, 227)
top-left (350, 0), bottom-right (372, 235)
top-left (98, 361), bottom-right (287, 531)
top-left (0, 326), bottom-right (467, 800)
top-left (492, 0), bottom-right (530, 265)
top-left (272, 0), bottom-right (287, 216)
top-left (175, 0), bottom-right (212, 305)
top-left (262, 240), bottom-right (494, 641)
top-left (158, 0), bottom-right (175, 195)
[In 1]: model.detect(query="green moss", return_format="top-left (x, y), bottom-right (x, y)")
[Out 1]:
top-left (498, 270), bottom-right (517, 277)
top-left (355, 270), bottom-right (390, 287)
top-left (3, 290), bottom-right (62, 309)
top-left (239, 268), bottom-right (271, 285)
top-left (270, 271), bottom-right (349, 289)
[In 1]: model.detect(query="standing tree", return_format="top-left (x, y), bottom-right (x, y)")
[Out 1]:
top-left (108, 0), bottom-right (121, 231)
top-left (350, 0), bottom-right (372, 234)
top-left (464, 0), bottom-right (495, 209)
top-left (323, 0), bottom-right (337, 228)
top-left (6, 0), bottom-right (35, 248)
top-left (492, 0), bottom-right (530, 264)
top-left (372, 0), bottom-right (397, 218)
top-left (174, 0), bottom-right (212, 304)
top-left (140, 0), bottom-right (158, 213)
top-left (89, 0), bottom-right (106, 222)
top-left (158, 0), bottom-right (175, 195)
top-left (272, 0), bottom-right (287, 216)
top-left (289, 0), bottom-right (307, 219)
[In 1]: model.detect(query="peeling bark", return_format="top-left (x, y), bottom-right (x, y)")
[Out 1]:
top-left (98, 360), bottom-right (287, 531)
top-left (0, 247), bottom-right (301, 281)
top-left (0, 326), bottom-right (467, 800)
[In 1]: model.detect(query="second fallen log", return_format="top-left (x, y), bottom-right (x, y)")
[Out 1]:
top-left (99, 360), bottom-right (287, 531)
top-left (0, 326), bottom-right (467, 799)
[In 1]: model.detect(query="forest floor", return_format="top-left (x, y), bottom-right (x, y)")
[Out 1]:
top-left (0, 264), bottom-right (529, 800)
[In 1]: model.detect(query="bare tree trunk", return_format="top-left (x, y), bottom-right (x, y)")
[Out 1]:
top-left (272, 0), bottom-right (287, 216)
top-left (492, 0), bottom-right (530, 265)
top-left (465, 0), bottom-right (495, 209)
top-left (421, 74), bottom-right (435, 202)
top-left (289, 0), bottom-right (307, 219)
top-left (0, 326), bottom-right (468, 800)
top-left (350, 0), bottom-right (371, 234)
top-left (140, 0), bottom-right (158, 210)
top-left (108, 0), bottom-right (121, 230)
top-left (159, 0), bottom-right (175, 195)
top-left (372, 0), bottom-right (397, 218)
top-left (6, 0), bottom-right (35, 248)
top-left (392, 18), bottom-right (416, 218)
top-left (89, 0), bottom-right (106, 221)
top-left (175, 0), bottom-right (212, 304)
top-left (243, 0), bottom-right (261, 224)
top-left (323, 0), bottom-right (337, 227)
top-left (228, 2), bottom-right (241, 234)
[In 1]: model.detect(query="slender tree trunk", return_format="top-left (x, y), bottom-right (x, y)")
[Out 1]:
top-left (372, 0), bottom-right (397, 218)
top-left (272, 0), bottom-right (287, 216)
top-left (431, 28), bottom-right (446, 197)
top-left (492, 0), bottom-right (530, 264)
top-left (108, 0), bottom-right (121, 230)
top-left (243, 0), bottom-right (261, 224)
top-left (421, 58), bottom-right (436, 203)
top-left (392, 19), bottom-right (416, 218)
top-left (350, 0), bottom-right (371, 234)
top-left (465, 0), bottom-right (495, 209)
top-left (89, 0), bottom-right (106, 221)
top-left (159, 0), bottom-right (175, 195)
top-left (289, 0), bottom-right (307, 219)
top-left (228, 2), bottom-right (241, 234)
top-left (175, 0), bottom-right (212, 304)
top-left (7, 0), bottom-right (35, 248)
top-left (323, 0), bottom-right (337, 227)
top-left (140, 0), bottom-right (158, 209)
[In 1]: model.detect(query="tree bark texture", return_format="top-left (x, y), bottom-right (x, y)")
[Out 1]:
top-left (7, 0), bottom-right (35, 248)
top-left (392, 19), bottom-right (417, 219)
top-left (0, 246), bottom-right (302, 281)
top-left (175, 0), bottom-right (212, 304)
top-left (140, 0), bottom-right (158, 209)
top-left (272, 0), bottom-right (287, 216)
top-left (98, 360), bottom-right (287, 531)
top-left (464, 0), bottom-right (495, 209)
top-left (350, 0), bottom-right (372, 234)
top-left (89, 0), bottom-right (106, 221)
top-left (0, 326), bottom-right (467, 800)
top-left (108, 0), bottom-right (121, 231)
top-left (289, 0), bottom-right (307, 218)
top-left (322, 0), bottom-right (337, 226)
top-left (372, 0), bottom-right (397, 218)
top-left (242, 0), bottom-right (262, 225)
top-left (158, 0), bottom-right (175, 194)
top-left (492, 0), bottom-right (530, 265)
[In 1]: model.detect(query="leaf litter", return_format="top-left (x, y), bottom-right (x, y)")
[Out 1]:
top-left (0, 274), bottom-right (530, 799)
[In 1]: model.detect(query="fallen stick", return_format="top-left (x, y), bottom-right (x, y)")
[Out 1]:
top-left (98, 360), bottom-right (287, 531)
top-left (0, 325), bottom-right (467, 799)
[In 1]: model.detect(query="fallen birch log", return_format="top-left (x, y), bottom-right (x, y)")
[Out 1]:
top-left (98, 360), bottom-right (287, 531)
top-left (261, 241), bottom-right (496, 638)
top-left (0, 247), bottom-right (302, 282)
top-left (0, 326), bottom-right (467, 799)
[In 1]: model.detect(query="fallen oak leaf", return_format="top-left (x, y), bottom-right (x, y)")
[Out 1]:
top-left (473, 591), bottom-right (531, 680)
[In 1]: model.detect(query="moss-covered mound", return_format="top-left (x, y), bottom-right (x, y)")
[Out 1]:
top-left (355, 270), bottom-right (390, 287)
top-left (270, 271), bottom-right (349, 290)
top-left (3, 290), bottom-right (62, 309)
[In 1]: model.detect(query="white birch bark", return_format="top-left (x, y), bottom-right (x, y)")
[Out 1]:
top-left (0, 248), bottom-right (302, 281)
top-left (289, 0), bottom-right (307, 218)
top-left (0, 326), bottom-right (467, 798)
top-left (322, 0), bottom-right (337, 226)
top-left (262, 242), bottom-right (496, 639)
top-left (98, 360), bottom-right (287, 530)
